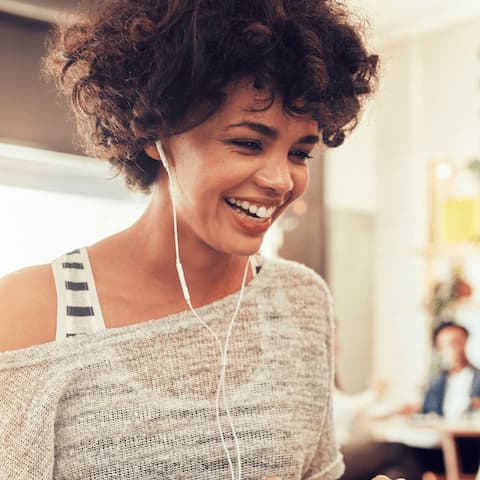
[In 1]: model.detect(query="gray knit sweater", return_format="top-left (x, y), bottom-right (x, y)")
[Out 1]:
top-left (0, 255), bottom-right (343, 480)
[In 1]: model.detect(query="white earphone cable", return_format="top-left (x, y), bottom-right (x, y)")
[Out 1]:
top-left (156, 140), bottom-right (248, 480)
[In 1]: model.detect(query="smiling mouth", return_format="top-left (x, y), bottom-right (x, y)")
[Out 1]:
top-left (223, 199), bottom-right (267, 222)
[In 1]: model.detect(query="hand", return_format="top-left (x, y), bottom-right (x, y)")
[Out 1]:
top-left (372, 379), bottom-right (389, 398)
top-left (470, 397), bottom-right (480, 411)
top-left (395, 403), bottom-right (420, 416)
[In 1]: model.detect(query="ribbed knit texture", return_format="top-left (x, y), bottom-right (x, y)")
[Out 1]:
top-left (0, 255), bottom-right (344, 480)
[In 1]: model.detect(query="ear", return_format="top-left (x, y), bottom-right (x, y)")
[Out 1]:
top-left (143, 142), bottom-right (161, 160)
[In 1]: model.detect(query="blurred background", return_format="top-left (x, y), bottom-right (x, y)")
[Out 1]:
top-left (1, 0), bottom-right (480, 427)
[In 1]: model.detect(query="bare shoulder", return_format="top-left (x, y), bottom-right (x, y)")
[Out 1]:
top-left (0, 263), bottom-right (57, 353)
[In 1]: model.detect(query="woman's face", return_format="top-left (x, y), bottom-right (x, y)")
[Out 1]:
top-left (148, 81), bottom-right (319, 256)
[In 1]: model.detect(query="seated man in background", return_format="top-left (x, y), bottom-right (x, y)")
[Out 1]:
top-left (422, 322), bottom-right (480, 418)
top-left (406, 321), bottom-right (480, 476)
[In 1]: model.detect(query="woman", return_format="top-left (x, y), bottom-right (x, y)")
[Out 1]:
top-left (0, 1), bottom-right (378, 479)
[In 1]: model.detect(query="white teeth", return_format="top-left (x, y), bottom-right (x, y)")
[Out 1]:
top-left (225, 197), bottom-right (277, 219)
top-left (256, 206), bottom-right (267, 218)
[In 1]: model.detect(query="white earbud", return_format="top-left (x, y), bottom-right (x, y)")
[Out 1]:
top-left (156, 140), bottom-right (170, 170)
top-left (155, 141), bottom-right (191, 302)
top-left (154, 140), bottom-right (249, 480)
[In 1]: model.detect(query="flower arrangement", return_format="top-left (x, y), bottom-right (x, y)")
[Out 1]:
top-left (428, 265), bottom-right (472, 327)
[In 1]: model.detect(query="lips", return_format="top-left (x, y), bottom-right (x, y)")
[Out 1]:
top-left (224, 199), bottom-right (273, 235)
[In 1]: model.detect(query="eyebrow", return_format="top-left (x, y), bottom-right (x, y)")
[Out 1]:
top-left (223, 121), bottom-right (320, 144)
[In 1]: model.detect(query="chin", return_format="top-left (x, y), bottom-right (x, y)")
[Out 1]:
top-left (217, 235), bottom-right (264, 257)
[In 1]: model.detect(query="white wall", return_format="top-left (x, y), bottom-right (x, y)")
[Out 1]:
top-left (325, 103), bottom-right (377, 214)
top-left (326, 17), bottom-right (480, 399)
top-left (327, 210), bottom-right (375, 393)
top-left (421, 21), bottom-right (480, 163)
top-left (372, 38), bottom-right (430, 399)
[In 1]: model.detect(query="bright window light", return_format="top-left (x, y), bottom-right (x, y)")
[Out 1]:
top-left (0, 184), bottom-right (148, 277)
top-left (435, 163), bottom-right (453, 180)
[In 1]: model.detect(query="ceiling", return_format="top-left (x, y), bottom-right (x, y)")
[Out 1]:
top-left (347, 0), bottom-right (480, 44)
top-left (1, 0), bottom-right (480, 43)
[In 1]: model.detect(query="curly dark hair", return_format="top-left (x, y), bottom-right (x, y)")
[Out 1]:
top-left (43, 0), bottom-right (379, 193)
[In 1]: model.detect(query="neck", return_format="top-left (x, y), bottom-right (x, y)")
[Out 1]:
top-left (118, 185), bottom-right (252, 307)
top-left (449, 360), bottom-right (470, 375)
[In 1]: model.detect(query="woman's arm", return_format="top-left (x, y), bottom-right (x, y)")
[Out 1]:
top-left (0, 264), bottom-right (56, 353)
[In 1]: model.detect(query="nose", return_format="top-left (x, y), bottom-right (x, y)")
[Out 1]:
top-left (254, 154), bottom-right (294, 195)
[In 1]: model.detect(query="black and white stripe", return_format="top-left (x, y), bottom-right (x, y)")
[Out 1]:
top-left (52, 247), bottom-right (104, 340)
top-left (65, 281), bottom-right (89, 291)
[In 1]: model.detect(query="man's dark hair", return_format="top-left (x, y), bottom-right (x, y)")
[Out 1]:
top-left (42, 0), bottom-right (379, 193)
top-left (432, 321), bottom-right (469, 347)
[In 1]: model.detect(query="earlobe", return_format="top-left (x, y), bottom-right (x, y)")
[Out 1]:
top-left (143, 143), bottom-right (161, 161)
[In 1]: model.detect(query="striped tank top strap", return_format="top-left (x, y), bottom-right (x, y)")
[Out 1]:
top-left (51, 247), bottom-right (106, 341)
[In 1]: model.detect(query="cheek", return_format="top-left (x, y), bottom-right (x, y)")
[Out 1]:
top-left (292, 166), bottom-right (310, 198)
top-left (442, 347), bottom-right (456, 359)
top-left (186, 175), bottom-right (228, 215)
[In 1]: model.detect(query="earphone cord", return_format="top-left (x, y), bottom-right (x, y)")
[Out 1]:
top-left (162, 148), bottom-right (248, 480)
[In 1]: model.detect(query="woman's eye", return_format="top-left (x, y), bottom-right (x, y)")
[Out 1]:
top-left (227, 140), bottom-right (263, 151)
top-left (226, 140), bottom-right (312, 162)
top-left (290, 150), bottom-right (313, 162)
